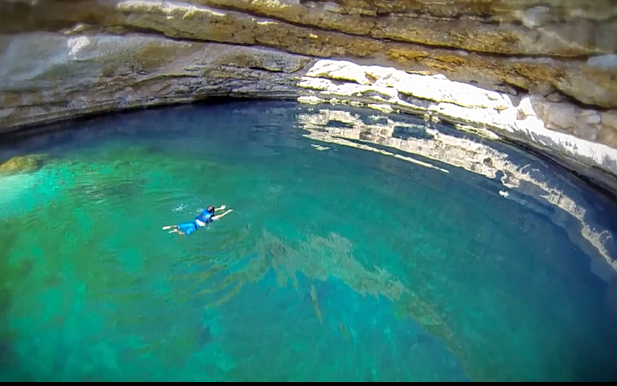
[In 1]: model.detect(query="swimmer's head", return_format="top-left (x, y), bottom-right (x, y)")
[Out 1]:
top-left (207, 205), bottom-right (215, 213)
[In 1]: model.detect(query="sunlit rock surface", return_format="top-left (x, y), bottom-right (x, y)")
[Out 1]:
top-left (2, 0), bottom-right (617, 107)
top-left (297, 60), bottom-right (617, 195)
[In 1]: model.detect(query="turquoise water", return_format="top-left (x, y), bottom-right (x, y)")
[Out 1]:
top-left (1, 101), bottom-right (617, 382)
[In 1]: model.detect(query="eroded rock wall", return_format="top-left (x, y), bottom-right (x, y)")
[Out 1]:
top-left (0, 0), bottom-right (616, 191)
top-left (2, 0), bottom-right (617, 107)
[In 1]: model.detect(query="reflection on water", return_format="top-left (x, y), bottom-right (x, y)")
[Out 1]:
top-left (1, 101), bottom-right (616, 382)
top-left (295, 105), bottom-right (617, 279)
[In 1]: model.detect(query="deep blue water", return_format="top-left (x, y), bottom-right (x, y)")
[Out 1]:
top-left (1, 101), bottom-right (616, 382)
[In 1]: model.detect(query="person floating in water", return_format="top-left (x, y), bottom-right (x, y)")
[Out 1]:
top-left (162, 205), bottom-right (233, 236)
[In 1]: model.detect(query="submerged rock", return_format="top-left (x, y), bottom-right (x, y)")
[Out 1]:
top-left (0, 154), bottom-right (48, 176)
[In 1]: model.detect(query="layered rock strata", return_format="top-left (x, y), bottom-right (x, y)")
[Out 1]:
top-left (0, 0), bottom-right (616, 192)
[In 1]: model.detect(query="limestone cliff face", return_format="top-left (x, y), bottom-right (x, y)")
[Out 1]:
top-left (1, 0), bottom-right (617, 190)
top-left (3, 0), bottom-right (617, 107)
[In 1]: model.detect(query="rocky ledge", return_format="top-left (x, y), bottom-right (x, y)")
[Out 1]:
top-left (0, 0), bottom-right (616, 195)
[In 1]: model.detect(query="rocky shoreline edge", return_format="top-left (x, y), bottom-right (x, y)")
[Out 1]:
top-left (2, 33), bottom-right (616, 192)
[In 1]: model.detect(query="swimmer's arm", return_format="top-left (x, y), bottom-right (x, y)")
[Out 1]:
top-left (212, 209), bottom-right (233, 220)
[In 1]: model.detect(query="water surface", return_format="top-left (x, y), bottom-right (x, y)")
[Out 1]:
top-left (1, 101), bottom-right (617, 382)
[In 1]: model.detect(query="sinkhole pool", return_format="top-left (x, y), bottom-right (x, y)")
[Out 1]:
top-left (1, 101), bottom-right (617, 382)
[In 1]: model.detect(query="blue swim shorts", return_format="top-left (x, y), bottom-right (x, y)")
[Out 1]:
top-left (178, 221), bottom-right (198, 235)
